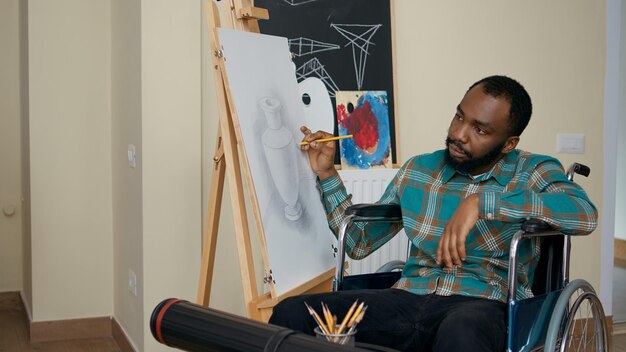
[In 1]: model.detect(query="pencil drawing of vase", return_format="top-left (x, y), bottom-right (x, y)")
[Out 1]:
top-left (259, 96), bottom-right (303, 221)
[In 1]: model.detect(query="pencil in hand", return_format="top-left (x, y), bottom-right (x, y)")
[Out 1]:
top-left (299, 134), bottom-right (353, 146)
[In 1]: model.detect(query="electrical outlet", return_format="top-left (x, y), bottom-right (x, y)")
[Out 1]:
top-left (128, 269), bottom-right (137, 296)
top-left (127, 144), bottom-right (136, 168)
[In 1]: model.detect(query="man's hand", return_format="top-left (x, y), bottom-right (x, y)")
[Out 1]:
top-left (436, 194), bottom-right (480, 269)
top-left (300, 126), bottom-right (338, 180)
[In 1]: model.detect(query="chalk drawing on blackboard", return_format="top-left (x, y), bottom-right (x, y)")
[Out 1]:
top-left (289, 38), bottom-right (340, 57)
top-left (331, 24), bottom-right (382, 90)
top-left (336, 90), bottom-right (392, 170)
top-left (295, 57), bottom-right (339, 98)
top-left (284, 0), bottom-right (319, 6)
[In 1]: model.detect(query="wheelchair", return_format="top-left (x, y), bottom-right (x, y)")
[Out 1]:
top-left (332, 163), bottom-right (609, 352)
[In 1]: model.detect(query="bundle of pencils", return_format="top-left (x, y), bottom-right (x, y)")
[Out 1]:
top-left (304, 300), bottom-right (367, 344)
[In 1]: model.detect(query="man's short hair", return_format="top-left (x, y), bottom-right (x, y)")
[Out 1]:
top-left (469, 75), bottom-right (532, 137)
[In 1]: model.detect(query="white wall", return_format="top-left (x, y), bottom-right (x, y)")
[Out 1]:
top-left (604, 0), bottom-right (621, 316)
top-left (0, 0), bottom-right (23, 293)
top-left (28, 0), bottom-right (113, 321)
top-left (615, 0), bottom-right (626, 241)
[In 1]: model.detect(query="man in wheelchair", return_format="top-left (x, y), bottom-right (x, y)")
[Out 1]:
top-left (269, 75), bottom-right (598, 352)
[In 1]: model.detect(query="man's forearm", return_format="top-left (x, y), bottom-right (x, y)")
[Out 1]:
top-left (317, 168), bottom-right (339, 181)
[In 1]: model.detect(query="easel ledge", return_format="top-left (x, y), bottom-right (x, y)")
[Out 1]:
top-left (252, 268), bottom-right (335, 322)
top-left (197, 0), bottom-right (334, 322)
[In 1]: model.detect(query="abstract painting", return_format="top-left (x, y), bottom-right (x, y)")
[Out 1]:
top-left (336, 91), bottom-right (393, 169)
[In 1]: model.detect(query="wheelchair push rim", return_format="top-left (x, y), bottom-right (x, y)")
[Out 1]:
top-left (544, 279), bottom-right (608, 352)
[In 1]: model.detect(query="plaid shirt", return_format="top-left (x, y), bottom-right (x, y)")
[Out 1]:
top-left (319, 149), bottom-right (597, 303)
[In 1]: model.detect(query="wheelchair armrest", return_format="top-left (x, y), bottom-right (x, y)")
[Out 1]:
top-left (521, 218), bottom-right (553, 233)
top-left (508, 219), bottom-right (571, 304)
top-left (345, 203), bottom-right (402, 220)
top-left (334, 203), bottom-right (403, 291)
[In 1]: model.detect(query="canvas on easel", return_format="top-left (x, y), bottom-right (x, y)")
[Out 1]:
top-left (217, 28), bottom-right (336, 297)
top-left (198, 0), bottom-right (337, 322)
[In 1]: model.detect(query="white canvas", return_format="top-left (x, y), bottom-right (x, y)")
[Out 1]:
top-left (217, 28), bottom-right (336, 297)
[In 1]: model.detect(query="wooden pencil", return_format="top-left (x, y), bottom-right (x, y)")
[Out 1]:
top-left (299, 134), bottom-right (353, 146)
top-left (340, 306), bottom-right (367, 345)
top-left (305, 302), bottom-right (330, 335)
top-left (337, 300), bottom-right (359, 335)
top-left (322, 303), bottom-right (334, 334)
top-left (346, 301), bottom-right (365, 328)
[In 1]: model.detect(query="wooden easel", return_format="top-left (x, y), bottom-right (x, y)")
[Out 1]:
top-left (197, 0), bottom-right (334, 322)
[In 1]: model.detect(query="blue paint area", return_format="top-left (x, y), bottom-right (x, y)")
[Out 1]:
top-left (339, 91), bottom-right (391, 169)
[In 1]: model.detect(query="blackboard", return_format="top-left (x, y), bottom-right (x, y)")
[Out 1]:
top-left (255, 0), bottom-right (398, 164)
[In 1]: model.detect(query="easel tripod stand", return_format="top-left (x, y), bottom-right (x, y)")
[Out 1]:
top-left (196, 0), bottom-right (335, 322)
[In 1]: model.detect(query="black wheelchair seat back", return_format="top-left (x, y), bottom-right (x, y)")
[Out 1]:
top-left (337, 271), bottom-right (402, 291)
top-left (531, 234), bottom-right (564, 296)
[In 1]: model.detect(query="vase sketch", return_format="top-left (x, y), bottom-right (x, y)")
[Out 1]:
top-left (259, 97), bottom-right (303, 221)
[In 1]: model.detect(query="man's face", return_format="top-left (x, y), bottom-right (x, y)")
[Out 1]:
top-left (445, 84), bottom-right (518, 175)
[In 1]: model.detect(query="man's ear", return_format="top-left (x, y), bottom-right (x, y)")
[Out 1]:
top-left (501, 136), bottom-right (520, 154)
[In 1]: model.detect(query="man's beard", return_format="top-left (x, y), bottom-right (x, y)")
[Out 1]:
top-left (444, 137), bottom-right (505, 174)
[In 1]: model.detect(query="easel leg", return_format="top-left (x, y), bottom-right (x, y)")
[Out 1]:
top-left (198, 0), bottom-right (259, 319)
top-left (199, 0), bottom-right (285, 321)
top-left (218, 74), bottom-right (260, 319)
top-left (197, 131), bottom-right (226, 306)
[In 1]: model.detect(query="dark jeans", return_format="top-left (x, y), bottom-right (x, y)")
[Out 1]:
top-left (269, 289), bottom-right (506, 352)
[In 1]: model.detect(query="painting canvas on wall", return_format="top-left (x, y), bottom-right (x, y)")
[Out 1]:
top-left (336, 91), bottom-right (393, 169)
top-left (217, 28), bottom-right (336, 297)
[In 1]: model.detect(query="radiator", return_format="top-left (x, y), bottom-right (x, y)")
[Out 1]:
top-left (337, 169), bottom-right (409, 275)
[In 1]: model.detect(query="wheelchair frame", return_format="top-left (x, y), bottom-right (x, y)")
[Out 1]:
top-left (332, 163), bottom-right (608, 352)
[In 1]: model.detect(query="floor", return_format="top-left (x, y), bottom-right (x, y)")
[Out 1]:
top-left (0, 293), bottom-right (121, 352)
top-left (0, 292), bottom-right (625, 351)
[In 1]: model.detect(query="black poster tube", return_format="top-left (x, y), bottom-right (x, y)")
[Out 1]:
top-left (150, 298), bottom-right (379, 352)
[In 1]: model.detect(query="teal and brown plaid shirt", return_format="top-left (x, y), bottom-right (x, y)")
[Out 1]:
top-left (319, 149), bottom-right (597, 303)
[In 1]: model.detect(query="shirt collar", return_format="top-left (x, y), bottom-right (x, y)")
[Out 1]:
top-left (441, 149), bottom-right (519, 186)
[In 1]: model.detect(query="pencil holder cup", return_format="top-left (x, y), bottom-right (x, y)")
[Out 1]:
top-left (314, 325), bottom-right (356, 346)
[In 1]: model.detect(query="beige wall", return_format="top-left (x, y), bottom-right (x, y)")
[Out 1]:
top-left (0, 0), bottom-right (23, 293)
top-left (4, 0), bottom-right (611, 350)
top-left (19, 0), bottom-right (32, 316)
top-left (28, 0), bottom-right (113, 321)
top-left (111, 0), bottom-right (143, 349)
top-left (140, 1), bottom-right (202, 350)
top-left (393, 1), bottom-right (605, 290)
top-left (110, 1), bottom-right (203, 350)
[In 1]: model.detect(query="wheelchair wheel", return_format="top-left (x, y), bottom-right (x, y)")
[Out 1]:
top-left (543, 279), bottom-right (608, 352)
